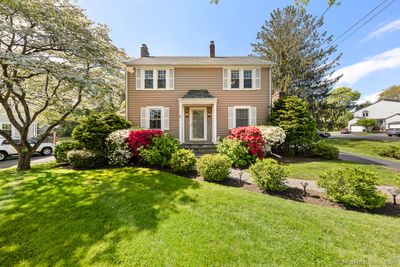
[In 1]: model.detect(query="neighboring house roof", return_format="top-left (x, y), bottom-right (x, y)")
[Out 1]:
top-left (182, 90), bottom-right (215, 99)
top-left (353, 100), bottom-right (400, 119)
top-left (125, 56), bottom-right (274, 66)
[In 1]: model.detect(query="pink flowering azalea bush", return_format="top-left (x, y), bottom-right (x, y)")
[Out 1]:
top-left (228, 126), bottom-right (266, 158)
top-left (127, 129), bottom-right (163, 158)
top-left (218, 126), bottom-right (286, 168)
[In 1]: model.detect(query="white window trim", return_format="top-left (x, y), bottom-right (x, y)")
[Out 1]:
top-left (136, 67), bottom-right (174, 90)
top-left (189, 107), bottom-right (207, 141)
top-left (142, 106), bottom-right (169, 130)
top-left (223, 67), bottom-right (261, 90)
top-left (233, 106), bottom-right (251, 128)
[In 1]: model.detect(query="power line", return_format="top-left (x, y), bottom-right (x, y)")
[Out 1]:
top-left (334, 0), bottom-right (396, 46)
top-left (323, 0), bottom-right (390, 46)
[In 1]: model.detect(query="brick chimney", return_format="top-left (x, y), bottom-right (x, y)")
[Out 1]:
top-left (209, 41), bottom-right (215, 58)
top-left (140, 44), bottom-right (149, 57)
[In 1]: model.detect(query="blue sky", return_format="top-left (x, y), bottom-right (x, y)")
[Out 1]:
top-left (78, 0), bottom-right (400, 102)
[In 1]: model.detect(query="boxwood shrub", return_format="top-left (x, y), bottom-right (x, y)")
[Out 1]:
top-left (249, 158), bottom-right (287, 192)
top-left (54, 141), bottom-right (83, 163)
top-left (67, 150), bottom-right (107, 169)
top-left (197, 154), bottom-right (231, 182)
top-left (170, 148), bottom-right (197, 173)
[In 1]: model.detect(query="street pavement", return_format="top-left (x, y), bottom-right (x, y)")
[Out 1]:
top-left (0, 155), bottom-right (55, 169)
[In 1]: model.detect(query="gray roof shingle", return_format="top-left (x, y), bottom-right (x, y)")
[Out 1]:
top-left (125, 56), bottom-right (274, 66)
top-left (182, 90), bottom-right (215, 99)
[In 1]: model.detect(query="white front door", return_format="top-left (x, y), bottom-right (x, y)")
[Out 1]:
top-left (190, 108), bottom-right (207, 141)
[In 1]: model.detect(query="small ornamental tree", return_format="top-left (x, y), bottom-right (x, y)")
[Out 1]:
top-left (269, 96), bottom-right (317, 154)
top-left (355, 118), bottom-right (376, 132)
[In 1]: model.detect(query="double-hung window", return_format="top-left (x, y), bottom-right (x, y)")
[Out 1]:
top-left (136, 68), bottom-right (174, 90)
top-left (140, 106), bottom-right (170, 131)
top-left (149, 108), bottom-right (162, 129)
top-left (230, 70), bottom-right (240, 88)
top-left (1, 123), bottom-right (12, 137)
top-left (235, 109), bottom-right (249, 127)
top-left (144, 70), bottom-right (153, 89)
top-left (243, 70), bottom-right (252, 88)
top-left (157, 70), bottom-right (166, 89)
top-left (223, 67), bottom-right (261, 90)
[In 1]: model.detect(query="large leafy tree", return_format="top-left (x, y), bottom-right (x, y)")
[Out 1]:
top-left (0, 0), bottom-right (126, 170)
top-left (319, 87), bottom-right (360, 130)
top-left (252, 6), bottom-right (341, 116)
top-left (378, 85), bottom-right (400, 101)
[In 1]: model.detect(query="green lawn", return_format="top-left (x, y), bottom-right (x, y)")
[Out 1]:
top-left (284, 160), bottom-right (399, 185)
top-left (325, 138), bottom-right (400, 162)
top-left (1, 165), bottom-right (399, 266)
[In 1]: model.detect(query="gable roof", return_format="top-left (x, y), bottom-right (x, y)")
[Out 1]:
top-left (125, 56), bottom-right (274, 66)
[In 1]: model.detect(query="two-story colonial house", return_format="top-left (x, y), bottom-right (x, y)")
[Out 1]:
top-left (125, 41), bottom-right (273, 144)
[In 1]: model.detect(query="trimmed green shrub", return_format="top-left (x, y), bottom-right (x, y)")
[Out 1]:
top-left (197, 154), bottom-right (231, 182)
top-left (217, 138), bottom-right (256, 168)
top-left (170, 149), bottom-right (197, 173)
top-left (249, 158), bottom-right (287, 192)
top-left (376, 145), bottom-right (400, 160)
top-left (54, 141), bottom-right (83, 163)
top-left (139, 134), bottom-right (179, 167)
top-left (318, 168), bottom-right (386, 209)
top-left (67, 150), bottom-right (107, 169)
top-left (308, 141), bottom-right (339, 159)
top-left (72, 112), bottom-right (132, 151)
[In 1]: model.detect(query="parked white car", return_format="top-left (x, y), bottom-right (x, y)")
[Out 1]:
top-left (0, 138), bottom-right (54, 161)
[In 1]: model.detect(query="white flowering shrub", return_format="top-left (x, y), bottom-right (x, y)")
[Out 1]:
top-left (106, 129), bottom-right (133, 166)
top-left (257, 126), bottom-right (286, 146)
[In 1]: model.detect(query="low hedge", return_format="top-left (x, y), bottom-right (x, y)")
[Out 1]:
top-left (54, 141), bottom-right (83, 163)
top-left (318, 168), bottom-right (386, 209)
top-left (170, 149), bottom-right (197, 174)
top-left (308, 141), bottom-right (339, 160)
top-left (376, 145), bottom-right (400, 160)
top-left (67, 150), bottom-right (107, 169)
top-left (249, 158), bottom-right (287, 192)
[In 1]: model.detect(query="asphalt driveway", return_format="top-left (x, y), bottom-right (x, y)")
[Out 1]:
top-left (0, 155), bottom-right (55, 169)
top-left (329, 132), bottom-right (400, 141)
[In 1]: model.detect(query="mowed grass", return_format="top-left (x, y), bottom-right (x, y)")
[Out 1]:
top-left (1, 165), bottom-right (399, 266)
top-left (325, 138), bottom-right (400, 162)
top-left (284, 160), bottom-right (399, 186)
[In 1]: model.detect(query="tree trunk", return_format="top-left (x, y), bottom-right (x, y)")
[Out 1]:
top-left (17, 151), bottom-right (33, 171)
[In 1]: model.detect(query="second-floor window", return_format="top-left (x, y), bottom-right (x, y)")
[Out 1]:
top-left (223, 68), bottom-right (261, 90)
top-left (136, 68), bottom-right (174, 90)
top-left (145, 70), bottom-right (153, 89)
top-left (362, 110), bottom-right (369, 117)
top-left (231, 70), bottom-right (240, 88)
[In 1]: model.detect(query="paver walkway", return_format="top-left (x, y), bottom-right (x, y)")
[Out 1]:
top-left (230, 169), bottom-right (397, 196)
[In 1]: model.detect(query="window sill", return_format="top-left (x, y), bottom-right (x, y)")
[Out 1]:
top-left (223, 88), bottom-right (260, 90)
top-left (136, 88), bottom-right (174, 91)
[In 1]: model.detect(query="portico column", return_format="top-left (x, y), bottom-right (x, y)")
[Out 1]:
top-left (179, 101), bottom-right (183, 144)
top-left (212, 101), bottom-right (217, 144)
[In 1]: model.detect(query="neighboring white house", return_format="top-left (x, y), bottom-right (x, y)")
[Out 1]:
top-left (0, 107), bottom-right (38, 138)
top-left (348, 100), bottom-right (400, 132)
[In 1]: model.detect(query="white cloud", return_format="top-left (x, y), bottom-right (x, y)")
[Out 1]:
top-left (362, 19), bottom-right (400, 42)
top-left (334, 47), bottom-right (400, 86)
top-left (357, 91), bottom-right (382, 104)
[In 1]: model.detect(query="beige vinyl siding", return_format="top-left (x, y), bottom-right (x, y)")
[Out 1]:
top-left (127, 67), bottom-right (270, 140)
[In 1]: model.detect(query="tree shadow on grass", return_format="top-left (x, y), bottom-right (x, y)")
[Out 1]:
top-left (0, 165), bottom-right (199, 266)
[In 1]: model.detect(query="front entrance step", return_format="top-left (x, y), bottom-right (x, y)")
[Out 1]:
top-left (182, 144), bottom-right (217, 156)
